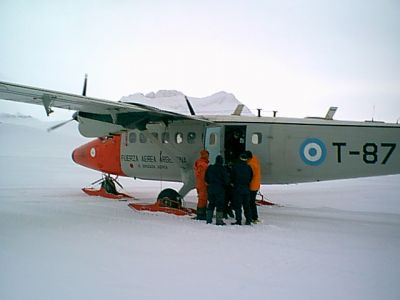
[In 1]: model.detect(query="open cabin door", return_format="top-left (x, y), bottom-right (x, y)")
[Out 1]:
top-left (224, 125), bottom-right (247, 164)
top-left (205, 126), bottom-right (222, 164)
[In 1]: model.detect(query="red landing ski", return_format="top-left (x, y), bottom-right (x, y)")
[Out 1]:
top-left (82, 187), bottom-right (133, 200)
top-left (256, 192), bottom-right (277, 206)
top-left (256, 199), bottom-right (276, 206)
top-left (128, 200), bottom-right (196, 216)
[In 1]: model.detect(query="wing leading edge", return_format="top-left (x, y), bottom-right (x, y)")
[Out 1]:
top-left (0, 81), bottom-right (210, 130)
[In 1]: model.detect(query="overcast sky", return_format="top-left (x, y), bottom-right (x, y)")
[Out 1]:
top-left (0, 0), bottom-right (399, 122)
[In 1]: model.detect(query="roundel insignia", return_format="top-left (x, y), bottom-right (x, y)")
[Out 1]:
top-left (299, 138), bottom-right (327, 166)
top-left (90, 147), bottom-right (96, 158)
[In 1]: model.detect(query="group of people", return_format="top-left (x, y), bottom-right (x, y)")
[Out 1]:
top-left (194, 149), bottom-right (261, 226)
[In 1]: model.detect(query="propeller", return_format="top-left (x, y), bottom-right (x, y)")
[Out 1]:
top-left (47, 112), bottom-right (78, 132)
top-left (47, 74), bottom-right (86, 132)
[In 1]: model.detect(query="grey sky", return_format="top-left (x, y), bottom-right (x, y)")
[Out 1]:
top-left (0, 0), bottom-right (399, 122)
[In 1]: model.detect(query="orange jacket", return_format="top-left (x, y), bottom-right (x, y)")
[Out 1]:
top-left (247, 155), bottom-right (261, 191)
top-left (194, 151), bottom-right (209, 188)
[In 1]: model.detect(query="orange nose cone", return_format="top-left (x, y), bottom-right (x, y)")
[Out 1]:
top-left (72, 135), bottom-right (125, 176)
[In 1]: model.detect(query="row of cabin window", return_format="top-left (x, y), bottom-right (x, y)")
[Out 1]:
top-left (129, 132), bottom-right (197, 144)
top-left (208, 132), bottom-right (263, 145)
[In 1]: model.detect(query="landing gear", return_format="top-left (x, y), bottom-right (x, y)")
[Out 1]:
top-left (82, 174), bottom-right (133, 200)
top-left (129, 188), bottom-right (196, 216)
top-left (157, 188), bottom-right (182, 208)
top-left (82, 176), bottom-right (196, 216)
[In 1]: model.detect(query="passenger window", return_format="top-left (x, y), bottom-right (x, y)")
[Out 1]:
top-left (187, 132), bottom-right (196, 144)
top-left (129, 132), bottom-right (137, 143)
top-left (252, 133), bottom-right (262, 144)
top-left (162, 132), bottom-right (170, 144)
top-left (175, 132), bottom-right (183, 144)
top-left (139, 133), bottom-right (147, 143)
top-left (209, 133), bottom-right (217, 145)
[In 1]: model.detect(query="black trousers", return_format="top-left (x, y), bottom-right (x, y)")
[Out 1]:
top-left (207, 187), bottom-right (225, 213)
top-left (249, 190), bottom-right (259, 221)
top-left (233, 190), bottom-right (251, 222)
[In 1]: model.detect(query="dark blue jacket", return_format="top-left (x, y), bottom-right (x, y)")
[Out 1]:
top-left (205, 160), bottom-right (229, 192)
top-left (231, 160), bottom-right (253, 194)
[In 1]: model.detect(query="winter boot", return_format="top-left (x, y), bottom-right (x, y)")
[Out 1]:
top-left (216, 211), bottom-right (226, 226)
top-left (206, 209), bottom-right (214, 224)
top-left (195, 207), bottom-right (207, 220)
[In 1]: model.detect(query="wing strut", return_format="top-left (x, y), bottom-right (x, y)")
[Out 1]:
top-left (41, 94), bottom-right (55, 116)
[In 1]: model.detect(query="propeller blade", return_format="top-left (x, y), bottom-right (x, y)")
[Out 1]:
top-left (47, 118), bottom-right (73, 132)
top-left (47, 112), bottom-right (78, 132)
top-left (82, 74), bottom-right (88, 96)
top-left (184, 95), bottom-right (196, 116)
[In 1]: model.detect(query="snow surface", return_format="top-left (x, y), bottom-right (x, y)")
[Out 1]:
top-left (0, 115), bottom-right (400, 300)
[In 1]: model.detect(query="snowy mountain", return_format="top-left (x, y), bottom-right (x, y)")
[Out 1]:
top-left (120, 90), bottom-right (253, 115)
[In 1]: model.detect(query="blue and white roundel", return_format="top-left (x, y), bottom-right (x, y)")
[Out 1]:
top-left (299, 138), bottom-right (327, 166)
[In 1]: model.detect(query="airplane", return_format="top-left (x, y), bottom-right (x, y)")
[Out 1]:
top-left (0, 79), bottom-right (399, 212)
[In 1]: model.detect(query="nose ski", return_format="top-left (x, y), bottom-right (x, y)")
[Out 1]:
top-left (82, 174), bottom-right (133, 200)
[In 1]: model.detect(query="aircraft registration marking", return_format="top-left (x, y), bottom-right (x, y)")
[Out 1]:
top-left (332, 142), bottom-right (397, 164)
top-left (300, 139), bottom-right (397, 166)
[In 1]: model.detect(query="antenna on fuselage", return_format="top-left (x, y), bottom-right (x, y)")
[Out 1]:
top-left (185, 95), bottom-right (196, 116)
top-left (325, 106), bottom-right (338, 120)
top-left (82, 74), bottom-right (88, 96)
top-left (232, 104), bottom-right (244, 116)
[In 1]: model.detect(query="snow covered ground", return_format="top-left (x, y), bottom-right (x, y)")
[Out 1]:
top-left (0, 115), bottom-right (399, 300)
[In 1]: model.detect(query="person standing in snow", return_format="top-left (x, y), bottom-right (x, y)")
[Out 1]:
top-left (246, 150), bottom-right (261, 223)
top-left (205, 155), bottom-right (230, 225)
top-left (194, 149), bottom-right (209, 220)
top-left (223, 163), bottom-right (235, 219)
top-left (231, 153), bottom-right (253, 225)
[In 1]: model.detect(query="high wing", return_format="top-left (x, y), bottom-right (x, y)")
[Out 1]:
top-left (0, 81), bottom-right (210, 132)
